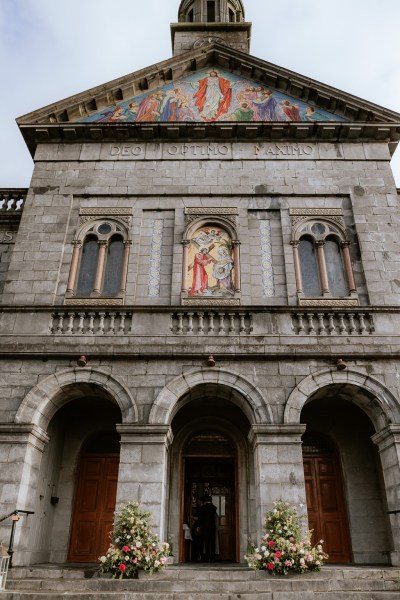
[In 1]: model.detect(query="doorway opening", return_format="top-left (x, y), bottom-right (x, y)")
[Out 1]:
top-left (302, 432), bottom-right (352, 564)
top-left (181, 432), bottom-right (237, 563)
top-left (68, 431), bottom-right (120, 563)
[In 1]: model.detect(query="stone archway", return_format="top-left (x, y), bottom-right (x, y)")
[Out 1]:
top-left (149, 368), bottom-right (272, 425)
top-left (284, 368), bottom-right (400, 431)
top-left (15, 367), bottom-right (138, 429)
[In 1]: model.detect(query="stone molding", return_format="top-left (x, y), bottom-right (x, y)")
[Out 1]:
top-left (298, 299), bottom-right (359, 307)
top-left (181, 297), bottom-right (241, 306)
top-left (284, 368), bottom-right (400, 431)
top-left (116, 424), bottom-right (174, 448)
top-left (149, 368), bottom-right (272, 425)
top-left (15, 367), bottom-right (138, 429)
top-left (371, 425), bottom-right (400, 451)
top-left (248, 424), bottom-right (306, 448)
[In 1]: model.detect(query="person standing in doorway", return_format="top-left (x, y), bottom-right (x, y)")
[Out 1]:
top-left (197, 495), bottom-right (217, 562)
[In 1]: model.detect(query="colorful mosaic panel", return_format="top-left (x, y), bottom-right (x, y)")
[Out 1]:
top-left (187, 226), bottom-right (235, 298)
top-left (260, 221), bottom-right (274, 297)
top-left (81, 67), bottom-right (346, 124)
top-left (148, 220), bottom-right (163, 297)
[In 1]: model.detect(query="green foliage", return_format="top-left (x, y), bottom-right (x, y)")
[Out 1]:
top-left (244, 500), bottom-right (328, 575)
top-left (99, 501), bottom-right (170, 578)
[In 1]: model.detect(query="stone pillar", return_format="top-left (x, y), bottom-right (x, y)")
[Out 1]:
top-left (291, 241), bottom-right (303, 294)
top-left (66, 241), bottom-right (82, 295)
top-left (119, 241), bottom-right (132, 295)
top-left (371, 425), bottom-right (400, 566)
top-left (116, 425), bottom-right (173, 540)
top-left (232, 240), bottom-right (241, 292)
top-left (181, 240), bottom-right (190, 293)
top-left (341, 241), bottom-right (357, 294)
top-left (92, 240), bottom-right (108, 295)
top-left (316, 241), bottom-right (330, 294)
top-left (248, 424), bottom-right (307, 540)
top-left (0, 424), bottom-right (49, 566)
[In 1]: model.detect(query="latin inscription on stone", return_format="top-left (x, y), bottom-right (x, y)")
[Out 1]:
top-left (108, 143), bottom-right (316, 160)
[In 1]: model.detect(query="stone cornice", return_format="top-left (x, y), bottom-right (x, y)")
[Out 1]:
top-left (19, 122), bottom-right (400, 158)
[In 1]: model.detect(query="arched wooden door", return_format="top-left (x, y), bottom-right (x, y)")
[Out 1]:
top-left (68, 431), bottom-right (120, 563)
top-left (303, 433), bottom-right (352, 564)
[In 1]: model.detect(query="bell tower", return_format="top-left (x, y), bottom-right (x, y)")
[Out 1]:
top-left (171, 0), bottom-right (251, 56)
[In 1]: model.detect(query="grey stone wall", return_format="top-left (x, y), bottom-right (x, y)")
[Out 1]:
top-left (1, 141), bottom-right (397, 307)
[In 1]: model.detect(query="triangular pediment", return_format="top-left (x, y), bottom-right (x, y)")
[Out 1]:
top-left (17, 43), bottom-right (400, 153)
top-left (77, 67), bottom-right (345, 124)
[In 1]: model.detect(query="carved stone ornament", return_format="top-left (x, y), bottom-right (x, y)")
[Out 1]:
top-left (64, 298), bottom-right (124, 306)
top-left (79, 207), bottom-right (132, 226)
top-left (182, 298), bottom-right (241, 307)
top-left (289, 208), bottom-right (345, 229)
top-left (184, 207), bottom-right (238, 228)
top-left (299, 299), bottom-right (359, 307)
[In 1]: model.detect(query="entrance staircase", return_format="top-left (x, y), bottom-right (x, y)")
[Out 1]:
top-left (4, 564), bottom-right (400, 599)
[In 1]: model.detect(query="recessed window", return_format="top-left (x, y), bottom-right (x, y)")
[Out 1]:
top-left (66, 219), bottom-right (131, 301)
top-left (292, 218), bottom-right (357, 301)
top-left (228, 7), bottom-right (235, 22)
top-left (187, 8), bottom-right (194, 21)
top-left (207, 1), bottom-right (216, 22)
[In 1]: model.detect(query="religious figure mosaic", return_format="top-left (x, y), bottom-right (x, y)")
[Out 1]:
top-left (187, 226), bottom-right (235, 298)
top-left (81, 68), bottom-right (346, 124)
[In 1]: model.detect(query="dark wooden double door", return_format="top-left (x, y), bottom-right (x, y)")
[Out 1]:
top-left (303, 455), bottom-right (352, 563)
top-left (183, 458), bottom-right (237, 562)
top-left (68, 455), bottom-right (119, 562)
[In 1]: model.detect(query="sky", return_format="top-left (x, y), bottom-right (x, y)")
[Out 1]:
top-left (0, 0), bottom-right (399, 188)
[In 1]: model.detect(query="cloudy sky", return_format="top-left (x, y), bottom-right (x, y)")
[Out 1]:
top-left (1, 0), bottom-right (399, 188)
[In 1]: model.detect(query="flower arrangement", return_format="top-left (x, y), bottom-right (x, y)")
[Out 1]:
top-left (99, 501), bottom-right (170, 578)
top-left (244, 500), bottom-right (328, 575)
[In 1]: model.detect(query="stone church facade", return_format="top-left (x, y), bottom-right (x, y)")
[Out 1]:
top-left (1, 0), bottom-right (400, 568)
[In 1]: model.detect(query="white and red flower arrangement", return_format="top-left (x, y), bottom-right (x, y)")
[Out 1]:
top-left (99, 501), bottom-right (170, 578)
top-left (244, 500), bottom-right (328, 575)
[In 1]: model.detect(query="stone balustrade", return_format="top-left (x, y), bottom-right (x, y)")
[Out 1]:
top-left (170, 311), bottom-right (253, 335)
top-left (0, 190), bottom-right (27, 212)
top-left (50, 310), bottom-right (134, 335)
top-left (48, 308), bottom-right (376, 337)
top-left (291, 311), bottom-right (374, 335)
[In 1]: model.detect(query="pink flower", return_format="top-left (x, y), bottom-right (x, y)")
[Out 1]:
top-left (289, 537), bottom-right (294, 542)
top-left (122, 546), bottom-right (130, 552)
top-left (275, 551), bottom-right (282, 558)
top-left (267, 563), bottom-right (275, 571)
top-left (119, 564), bottom-right (126, 572)
top-left (268, 541), bottom-right (275, 547)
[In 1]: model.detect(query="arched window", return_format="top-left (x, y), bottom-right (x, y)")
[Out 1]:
top-left (207, 0), bottom-right (216, 22)
top-left (292, 218), bottom-right (357, 302)
top-left (66, 220), bottom-right (131, 302)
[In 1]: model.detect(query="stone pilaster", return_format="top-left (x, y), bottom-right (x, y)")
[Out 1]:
top-left (248, 424), bottom-right (307, 540)
top-left (0, 424), bottom-right (49, 566)
top-left (372, 425), bottom-right (400, 566)
top-left (116, 425), bottom-right (173, 540)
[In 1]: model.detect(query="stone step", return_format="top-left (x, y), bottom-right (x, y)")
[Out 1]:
top-left (2, 592), bottom-right (400, 600)
top-left (5, 575), bottom-right (400, 593)
top-left (5, 566), bottom-right (400, 599)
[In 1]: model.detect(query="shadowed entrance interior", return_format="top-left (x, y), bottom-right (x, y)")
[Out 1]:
top-left (182, 432), bottom-right (237, 563)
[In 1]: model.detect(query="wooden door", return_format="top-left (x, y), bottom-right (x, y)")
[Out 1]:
top-left (183, 458), bottom-right (236, 562)
top-left (68, 455), bottom-right (119, 562)
top-left (303, 455), bottom-right (352, 563)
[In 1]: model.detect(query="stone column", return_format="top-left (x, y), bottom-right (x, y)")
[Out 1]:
top-left (116, 425), bottom-right (173, 540)
top-left (92, 240), bottom-right (108, 295)
top-left (248, 424), bottom-right (307, 541)
top-left (66, 241), bottom-right (82, 295)
top-left (0, 424), bottom-right (49, 566)
top-left (341, 241), bottom-right (357, 294)
top-left (371, 425), bottom-right (400, 566)
top-left (316, 241), bottom-right (330, 294)
top-left (291, 241), bottom-right (303, 294)
top-left (232, 240), bottom-right (241, 292)
top-left (181, 240), bottom-right (190, 293)
top-left (119, 241), bottom-right (132, 295)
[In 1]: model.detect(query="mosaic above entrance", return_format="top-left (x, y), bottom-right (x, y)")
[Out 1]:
top-left (80, 68), bottom-right (346, 124)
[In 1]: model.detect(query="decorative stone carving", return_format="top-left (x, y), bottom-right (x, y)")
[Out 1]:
top-left (182, 298), bottom-right (241, 306)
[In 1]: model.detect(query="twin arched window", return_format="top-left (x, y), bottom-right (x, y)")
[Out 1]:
top-left (292, 220), bottom-right (356, 300)
top-left (66, 220), bottom-right (131, 300)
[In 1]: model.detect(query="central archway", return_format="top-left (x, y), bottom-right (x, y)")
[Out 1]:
top-left (166, 382), bottom-right (255, 564)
